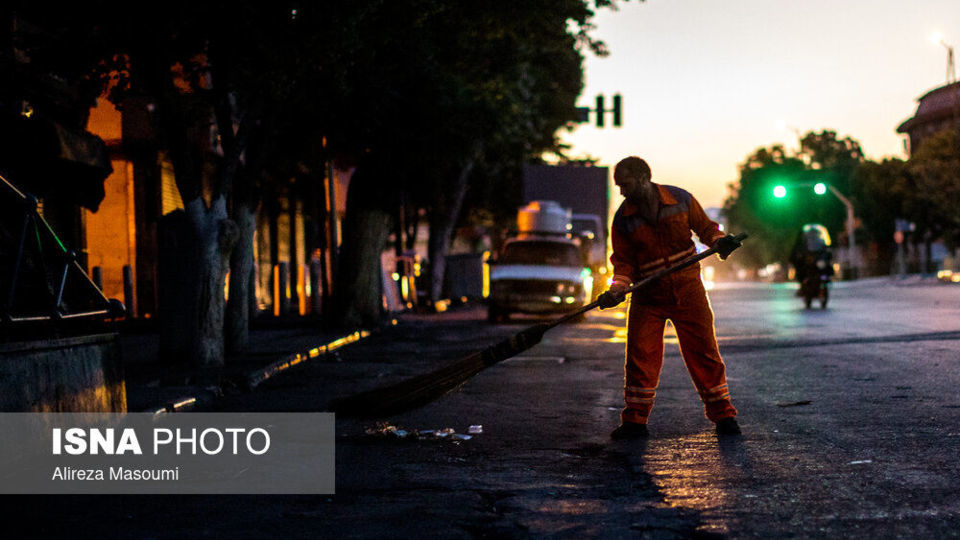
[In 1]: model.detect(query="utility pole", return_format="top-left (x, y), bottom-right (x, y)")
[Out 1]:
top-left (943, 40), bottom-right (956, 84)
top-left (933, 33), bottom-right (956, 84)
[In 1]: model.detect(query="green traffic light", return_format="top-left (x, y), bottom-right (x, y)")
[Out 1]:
top-left (773, 185), bottom-right (787, 198)
top-left (814, 182), bottom-right (827, 195)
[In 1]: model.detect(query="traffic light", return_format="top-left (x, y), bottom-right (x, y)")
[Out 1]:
top-left (595, 95), bottom-right (605, 127)
top-left (578, 94), bottom-right (623, 127)
top-left (612, 94), bottom-right (622, 127)
top-left (814, 182), bottom-right (827, 195)
top-left (773, 185), bottom-right (787, 198)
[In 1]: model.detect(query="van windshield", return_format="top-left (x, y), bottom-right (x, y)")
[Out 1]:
top-left (499, 241), bottom-right (581, 266)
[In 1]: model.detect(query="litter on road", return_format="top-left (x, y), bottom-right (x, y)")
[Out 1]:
top-left (363, 423), bottom-right (477, 442)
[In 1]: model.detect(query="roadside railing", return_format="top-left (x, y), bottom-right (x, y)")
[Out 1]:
top-left (1, 173), bottom-right (124, 328)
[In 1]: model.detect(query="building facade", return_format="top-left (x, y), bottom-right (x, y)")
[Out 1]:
top-left (897, 81), bottom-right (960, 155)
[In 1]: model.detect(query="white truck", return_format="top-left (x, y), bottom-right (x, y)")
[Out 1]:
top-left (521, 163), bottom-right (610, 291)
top-left (487, 201), bottom-right (593, 323)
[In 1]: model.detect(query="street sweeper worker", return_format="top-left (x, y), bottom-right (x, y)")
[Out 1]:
top-left (597, 156), bottom-right (742, 439)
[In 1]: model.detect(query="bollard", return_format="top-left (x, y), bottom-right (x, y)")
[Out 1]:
top-left (272, 265), bottom-right (280, 317)
top-left (123, 265), bottom-right (135, 318)
top-left (277, 261), bottom-right (290, 316)
top-left (310, 259), bottom-right (322, 315)
top-left (297, 263), bottom-right (307, 316)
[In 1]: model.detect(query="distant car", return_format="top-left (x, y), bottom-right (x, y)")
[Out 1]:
top-left (487, 237), bottom-right (593, 323)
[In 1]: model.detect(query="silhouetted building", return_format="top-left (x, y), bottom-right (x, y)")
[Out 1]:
top-left (897, 81), bottom-right (960, 155)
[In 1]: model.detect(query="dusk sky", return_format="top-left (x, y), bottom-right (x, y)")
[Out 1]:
top-left (562, 0), bottom-right (960, 209)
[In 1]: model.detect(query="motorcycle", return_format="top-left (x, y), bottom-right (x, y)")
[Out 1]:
top-left (791, 224), bottom-right (833, 310)
top-left (799, 252), bottom-right (831, 309)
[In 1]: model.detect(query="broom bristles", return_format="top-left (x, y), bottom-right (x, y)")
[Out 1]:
top-left (330, 323), bottom-right (549, 418)
top-left (329, 351), bottom-right (486, 418)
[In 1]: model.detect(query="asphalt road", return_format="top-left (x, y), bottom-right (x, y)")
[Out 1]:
top-left (281, 277), bottom-right (960, 538)
top-left (624, 278), bottom-right (960, 538)
top-left (20, 277), bottom-right (960, 539)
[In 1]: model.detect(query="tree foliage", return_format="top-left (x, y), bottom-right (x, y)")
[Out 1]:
top-left (314, 0), bottom-right (626, 323)
top-left (724, 126), bottom-right (960, 275)
top-left (850, 158), bottom-right (907, 267)
top-left (723, 131), bottom-right (864, 269)
top-left (906, 129), bottom-right (960, 250)
top-left (8, 0), bottom-right (632, 334)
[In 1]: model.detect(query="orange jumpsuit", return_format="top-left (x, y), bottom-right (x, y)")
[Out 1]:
top-left (610, 183), bottom-right (737, 425)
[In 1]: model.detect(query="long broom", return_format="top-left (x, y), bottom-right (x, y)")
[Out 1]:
top-left (330, 233), bottom-right (747, 418)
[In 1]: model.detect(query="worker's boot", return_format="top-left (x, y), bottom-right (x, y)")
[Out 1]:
top-left (715, 417), bottom-right (741, 436)
top-left (611, 422), bottom-right (649, 440)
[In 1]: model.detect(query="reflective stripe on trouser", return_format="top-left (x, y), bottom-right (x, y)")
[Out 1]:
top-left (621, 283), bottom-right (737, 424)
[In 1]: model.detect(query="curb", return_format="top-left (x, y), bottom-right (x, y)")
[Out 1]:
top-left (245, 330), bottom-right (372, 390)
top-left (146, 389), bottom-right (217, 416)
top-left (142, 329), bottom-right (374, 415)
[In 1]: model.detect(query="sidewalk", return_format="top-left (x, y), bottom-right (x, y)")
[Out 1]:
top-left (117, 304), bottom-right (510, 415)
top-left (118, 316), bottom-right (372, 414)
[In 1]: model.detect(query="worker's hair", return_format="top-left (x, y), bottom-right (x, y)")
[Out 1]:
top-left (614, 156), bottom-right (651, 181)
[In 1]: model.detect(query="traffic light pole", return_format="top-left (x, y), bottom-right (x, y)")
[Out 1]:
top-left (825, 184), bottom-right (857, 279)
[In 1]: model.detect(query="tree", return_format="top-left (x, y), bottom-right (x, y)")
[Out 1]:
top-left (111, 2), bottom-right (317, 368)
top-left (907, 129), bottom-right (960, 254)
top-left (43, 0), bottom-right (322, 367)
top-left (319, 0), bottom-right (624, 326)
top-left (724, 131), bottom-right (864, 271)
top-left (851, 158), bottom-right (908, 275)
top-left (10, 0), bottom-right (632, 341)
top-left (723, 145), bottom-right (808, 269)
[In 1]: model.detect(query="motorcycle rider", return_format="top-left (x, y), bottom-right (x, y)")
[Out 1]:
top-left (789, 224), bottom-right (833, 289)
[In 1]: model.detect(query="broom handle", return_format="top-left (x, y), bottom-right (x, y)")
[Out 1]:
top-left (544, 232), bottom-right (748, 331)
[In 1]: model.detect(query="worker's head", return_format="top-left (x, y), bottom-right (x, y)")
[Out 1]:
top-left (614, 156), bottom-right (655, 205)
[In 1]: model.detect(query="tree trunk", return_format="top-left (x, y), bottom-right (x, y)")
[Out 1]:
top-left (333, 164), bottom-right (392, 329)
top-left (157, 198), bottom-right (237, 370)
top-left (226, 204), bottom-right (256, 353)
top-left (151, 68), bottom-right (248, 370)
top-left (186, 196), bottom-right (238, 368)
top-left (427, 163), bottom-right (473, 303)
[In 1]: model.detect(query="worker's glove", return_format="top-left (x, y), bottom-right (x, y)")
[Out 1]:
top-left (597, 284), bottom-right (628, 309)
top-left (715, 234), bottom-right (742, 260)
